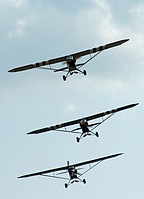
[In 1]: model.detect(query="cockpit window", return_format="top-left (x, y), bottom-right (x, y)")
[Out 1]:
top-left (66, 55), bottom-right (74, 61)
top-left (80, 119), bottom-right (87, 124)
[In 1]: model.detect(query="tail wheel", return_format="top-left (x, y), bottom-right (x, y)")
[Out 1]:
top-left (63, 75), bottom-right (66, 81)
top-left (65, 183), bottom-right (68, 188)
top-left (83, 179), bottom-right (86, 184)
top-left (83, 70), bottom-right (87, 76)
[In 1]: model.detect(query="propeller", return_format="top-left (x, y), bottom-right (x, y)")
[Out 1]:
top-left (67, 161), bottom-right (70, 166)
top-left (56, 161), bottom-right (84, 176)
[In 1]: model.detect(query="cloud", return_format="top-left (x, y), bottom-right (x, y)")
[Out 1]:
top-left (74, 0), bottom-right (123, 43)
top-left (65, 104), bottom-right (77, 114)
top-left (130, 2), bottom-right (144, 20)
top-left (7, 19), bottom-right (26, 38)
top-left (8, 0), bottom-right (27, 8)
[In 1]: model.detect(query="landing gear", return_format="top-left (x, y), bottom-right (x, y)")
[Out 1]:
top-left (62, 68), bottom-right (87, 81)
top-left (83, 179), bottom-right (86, 184)
top-left (63, 75), bottom-right (66, 81)
top-left (95, 132), bottom-right (99, 137)
top-left (65, 179), bottom-right (86, 188)
top-left (83, 70), bottom-right (87, 76)
top-left (65, 183), bottom-right (68, 188)
top-left (76, 131), bottom-right (99, 142)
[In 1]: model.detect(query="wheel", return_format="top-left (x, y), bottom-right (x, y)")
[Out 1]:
top-left (76, 137), bottom-right (80, 142)
top-left (63, 75), bottom-right (66, 81)
top-left (95, 132), bottom-right (99, 137)
top-left (65, 183), bottom-right (68, 188)
top-left (83, 179), bottom-right (86, 184)
top-left (83, 70), bottom-right (87, 76)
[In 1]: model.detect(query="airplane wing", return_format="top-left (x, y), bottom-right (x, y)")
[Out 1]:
top-left (8, 56), bottom-right (68, 73)
top-left (18, 165), bottom-right (69, 179)
top-left (27, 103), bottom-right (138, 135)
top-left (71, 39), bottom-right (129, 58)
top-left (71, 153), bottom-right (123, 168)
top-left (8, 39), bottom-right (129, 73)
top-left (18, 153), bottom-right (123, 179)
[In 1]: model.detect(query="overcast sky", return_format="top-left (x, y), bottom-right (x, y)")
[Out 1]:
top-left (0, 0), bottom-right (144, 198)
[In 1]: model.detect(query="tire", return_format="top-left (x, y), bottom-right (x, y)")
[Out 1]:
top-left (63, 75), bottom-right (66, 81)
top-left (83, 70), bottom-right (87, 76)
top-left (65, 183), bottom-right (68, 188)
top-left (95, 132), bottom-right (99, 137)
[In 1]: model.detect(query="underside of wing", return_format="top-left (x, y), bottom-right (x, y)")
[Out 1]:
top-left (8, 64), bottom-right (38, 72)
top-left (8, 55), bottom-right (67, 73)
top-left (18, 165), bottom-right (68, 179)
top-left (84, 103), bottom-right (139, 121)
top-left (8, 39), bottom-right (129, 73)
top-left (18, 153), bottom-right (123, 179)
top-left (71, 153), bottom-right (123, 168)
top-left (72, 39), bottom-right (129, 59)
top-left (27, 103), bottom-right (138, 135)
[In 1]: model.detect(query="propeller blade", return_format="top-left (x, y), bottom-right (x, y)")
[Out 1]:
top-left (67, 161), bottom-right (70, 166)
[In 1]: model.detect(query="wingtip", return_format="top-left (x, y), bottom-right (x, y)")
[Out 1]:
top-left (8, 68), bottom-right (20, 73)
top-left (8, 69), bottom-right (14, 73)
top-left (27, 132), bottom-right (34, 135)
top-left (125, 102), bottom-right (139, 109)
top-left (121, 38), bottom-right (129, 44)
top-left (135, 103), bottom-right (139, 106)
top-left (114, 152), bottom-right (124, 157)
top-left (17, 175), bottom-right (24, 179)
top-left (119, 152), bottom-right (124, 156)
top-left (125, 38), bottom-right (129, 42)
top-left (132, 102), bottom-right (139, 107)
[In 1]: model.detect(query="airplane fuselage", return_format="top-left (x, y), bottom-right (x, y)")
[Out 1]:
top-left (66, 56), bottom-right (77, 72)
top-left (68, 166), bottom-right (78, 180)
top-left (79, 119), bottom-right (90, 134)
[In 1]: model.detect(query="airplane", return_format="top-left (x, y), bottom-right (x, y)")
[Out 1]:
top-left (8, 39), bottom-right (129, 81)
top-left (18, 153), bottom-right (123, 188)
top-left (27, 103), bottom-right (138, 142)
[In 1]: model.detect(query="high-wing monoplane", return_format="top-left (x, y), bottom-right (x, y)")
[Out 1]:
top-left (27, 103), bottom-right (138, 142)
top-left (8, 39), bottom-right (129, 81)
top-left (18, 153), bottom-right (123, 188)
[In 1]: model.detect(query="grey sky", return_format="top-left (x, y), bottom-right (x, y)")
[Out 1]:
top-left (0, 0), bottom-right (144, 198)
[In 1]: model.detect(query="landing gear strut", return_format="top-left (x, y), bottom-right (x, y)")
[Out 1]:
top-left (62, 69), bottom-right (87, 81)
top-left (64, 179), bottom-right (86, 188)
top-left (76, 131), bottom-right (99, 142)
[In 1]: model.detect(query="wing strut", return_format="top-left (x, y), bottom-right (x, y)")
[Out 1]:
top-left (78, 161), bottom-right (102, 177)
top-left (77, 51), bottom-right (102, 69)
top-left (40, 174), bottom-right (69, 180)
top-left (91, 112), bottom-right (115, 131)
